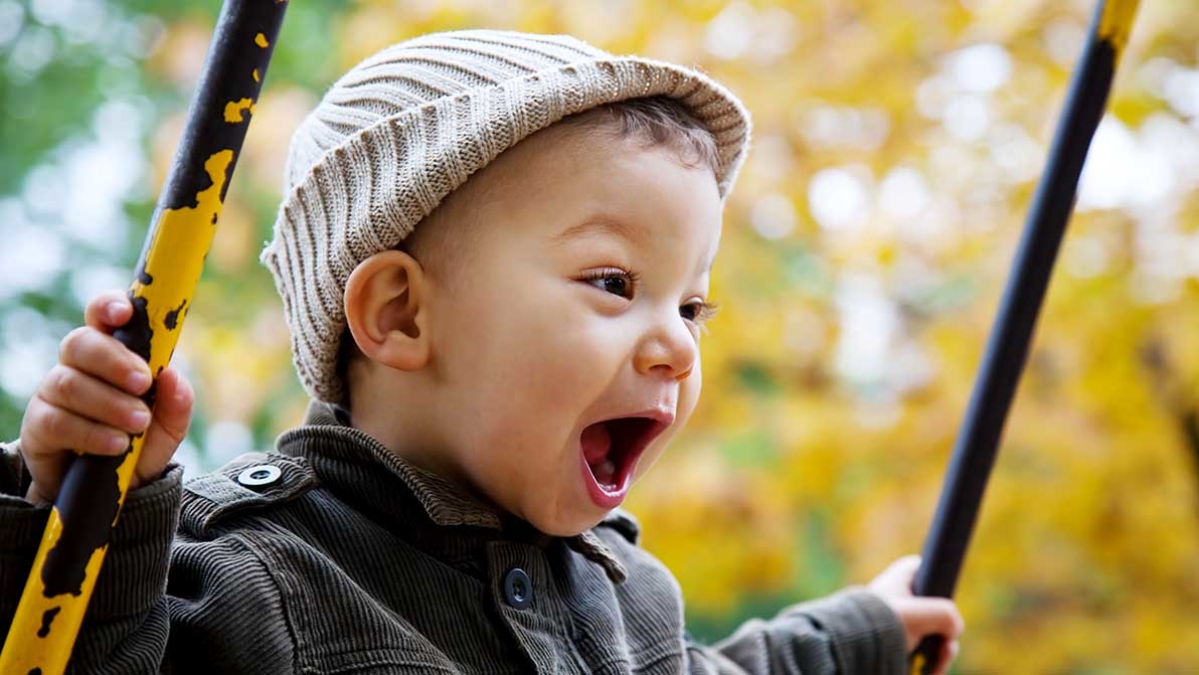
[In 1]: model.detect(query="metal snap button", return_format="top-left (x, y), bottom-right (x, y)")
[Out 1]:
top-left (237, 464), bottom-right (281, 487)
top-left (503, 567), bottom-right (532, 609)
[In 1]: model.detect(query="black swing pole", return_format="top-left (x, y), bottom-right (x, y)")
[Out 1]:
top-left (908, 1), bottom-right (1141, 673)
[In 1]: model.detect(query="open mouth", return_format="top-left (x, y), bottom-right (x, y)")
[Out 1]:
top-left (580, 414), bottom-right (670, 507)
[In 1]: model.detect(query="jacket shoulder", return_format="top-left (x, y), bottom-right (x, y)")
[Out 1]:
top-left (591, 508), bottom-right (681, 599)
top-left (180, 452), bottom-right (318, 537)
top-left (595, 506), bottom-right (641, 544)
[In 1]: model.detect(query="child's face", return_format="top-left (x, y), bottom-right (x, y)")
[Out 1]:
top-left (415, 123), bottom-right (723, 536)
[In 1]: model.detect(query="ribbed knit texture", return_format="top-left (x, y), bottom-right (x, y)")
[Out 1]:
top-left (259, 29), bottom-right (753, 403)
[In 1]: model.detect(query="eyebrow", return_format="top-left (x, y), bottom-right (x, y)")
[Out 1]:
top-left (552, 214), bottom-right (719, 276)
top-left (550, 215), bottom-right (650, 248)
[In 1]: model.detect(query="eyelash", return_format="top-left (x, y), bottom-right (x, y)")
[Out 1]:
top-left (579, 267), bottom-right (721, 329)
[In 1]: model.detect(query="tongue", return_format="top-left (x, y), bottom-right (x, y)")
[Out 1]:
top-left (581, 423), bottom-right (619, 486)
top-left (581, 423), bottom-right (611, 464)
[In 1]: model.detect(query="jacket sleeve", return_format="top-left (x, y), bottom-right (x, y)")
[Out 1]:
top-left (0, 441), bottom-right (296, 675)
top-left (683, 587), bottom-right (908, 675)
top-left (1, 439), bottom-right (180, 673)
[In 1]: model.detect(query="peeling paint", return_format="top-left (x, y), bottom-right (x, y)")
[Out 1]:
top-left (223, 98), bottom-right (255, 123)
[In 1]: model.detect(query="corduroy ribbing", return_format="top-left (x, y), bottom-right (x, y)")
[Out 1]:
top-left (0, 408), bottom-right (909, 673)
top-left (260, 29), bottom-right (753, 403)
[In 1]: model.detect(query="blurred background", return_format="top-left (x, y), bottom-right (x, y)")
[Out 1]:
top-left (2, 0), bottom-right (1198, 671)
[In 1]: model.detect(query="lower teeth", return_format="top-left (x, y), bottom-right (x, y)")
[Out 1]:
top-left (594, 459), bottom-right (617, 486)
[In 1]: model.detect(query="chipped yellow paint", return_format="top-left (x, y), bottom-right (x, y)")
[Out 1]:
top-left (133, 150), bottom-right (232, 378)
top-left (253, 68), bottom-right (260, 82)
top-left (0, 512), bottom-right (109, 675)
top-left (1098, 0), bottom-right (1140, 56)
top-left (0, 150), bottom-right (233, 675)
top-left (224, 98), bottom-right (255, 123)
top-left (255, 32), bottom-right (269, 48)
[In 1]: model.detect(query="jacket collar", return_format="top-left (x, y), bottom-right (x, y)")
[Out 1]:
top-left (276, 399), bottom-right (628, 583)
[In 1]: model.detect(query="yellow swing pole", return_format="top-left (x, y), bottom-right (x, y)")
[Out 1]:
top-left (1, 2), bottom-right (287, 672)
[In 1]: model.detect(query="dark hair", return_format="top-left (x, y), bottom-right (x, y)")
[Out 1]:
top-left (560, 95), bottom-right (720, 174)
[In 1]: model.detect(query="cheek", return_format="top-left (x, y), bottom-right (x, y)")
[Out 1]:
top-left (439, 282), bottom-right (617, 430)
top-left (634, 361), bottom-right (702, 480)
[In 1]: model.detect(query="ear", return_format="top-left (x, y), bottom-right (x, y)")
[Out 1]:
top-left (344, 249), bottom-right (431, 371)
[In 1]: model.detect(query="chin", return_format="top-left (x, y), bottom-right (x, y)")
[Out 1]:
top-left (527, 508), bottom-right (606, 538)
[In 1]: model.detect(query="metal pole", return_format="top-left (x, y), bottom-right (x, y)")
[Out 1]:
top-left (1, 2), bottom-right (287, 672)
top-left (909, 1), bottom-right (1141, 673)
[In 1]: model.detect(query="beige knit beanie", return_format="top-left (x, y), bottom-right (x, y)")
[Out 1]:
top-left (261, 29), bottom-right (753, 404)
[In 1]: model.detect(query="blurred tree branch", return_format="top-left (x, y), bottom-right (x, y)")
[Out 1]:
top-left (1141, 339), bottom-right (1199, 502)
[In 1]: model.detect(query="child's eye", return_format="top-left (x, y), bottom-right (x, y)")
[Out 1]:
top-left (581, 268), bottom-right (638, 299)
top-left (680, 301), bottom-right (720, 327)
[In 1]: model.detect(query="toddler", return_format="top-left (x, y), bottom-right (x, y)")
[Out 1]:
top-left (2, 29), bottom-right (962, 674)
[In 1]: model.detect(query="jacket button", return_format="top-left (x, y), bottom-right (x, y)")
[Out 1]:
top-left (503, 567), bottom-right (532, 609)
top-left (237, 464), bottom-right (281, 487)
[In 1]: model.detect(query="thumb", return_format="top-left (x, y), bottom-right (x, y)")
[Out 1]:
top-left (132, 366), bottom-right (194, 488)
top-left (871, 554), bottom-right (922, 595)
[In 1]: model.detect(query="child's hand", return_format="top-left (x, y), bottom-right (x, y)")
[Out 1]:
top-left (18, 290), bottom-right (194, 505)
top-left (869, 555), bottom-right (965, 675)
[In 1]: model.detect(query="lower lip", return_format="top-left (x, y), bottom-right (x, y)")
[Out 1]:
top-left (579, 444), bottom-right (636, 509)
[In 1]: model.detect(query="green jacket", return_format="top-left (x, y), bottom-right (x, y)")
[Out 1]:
top-left (1, 400), bottom-right (907, 674)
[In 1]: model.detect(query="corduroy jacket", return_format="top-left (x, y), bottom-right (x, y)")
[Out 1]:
top-left (1, 400), bottom-right (908, 674)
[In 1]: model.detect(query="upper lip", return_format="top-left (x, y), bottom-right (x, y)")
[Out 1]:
top-left (626, 408), bottom-right (675, 429)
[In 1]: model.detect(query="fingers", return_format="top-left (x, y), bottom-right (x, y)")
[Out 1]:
top-left (913, 597), bottom-right (964, 639)
top-left (932, 640), bottom-right (960, 675)
top-left (19, 290), bottom-right (184, 503)
top-left (134, 366), bottom-right (194, 488)
top-left (893, 554), bottom-right (921, 582)
top-left (898, 596), bottom-right (966, 647)
top-left (83, 291), bottom-right (134, 332)
top-left (21, 364), bottom-right (195, 500)
top-left (20, 393), bottom-right (134, 504)
top-left (23, 393), bottom-right (135, 459)
top-left (20, 433), bottom-right (70, 505)
top-left (870, 554), bottom-right (922, 595)
top-left (39, 364), bottom-right (152, 436)
top-left (59, 326), bottom-right (153, 397)
top-left (870, 555), bottom-right (965, 672)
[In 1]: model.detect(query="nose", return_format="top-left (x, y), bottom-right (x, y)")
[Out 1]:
top-left (633, 310), bottom-right (699, 381)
